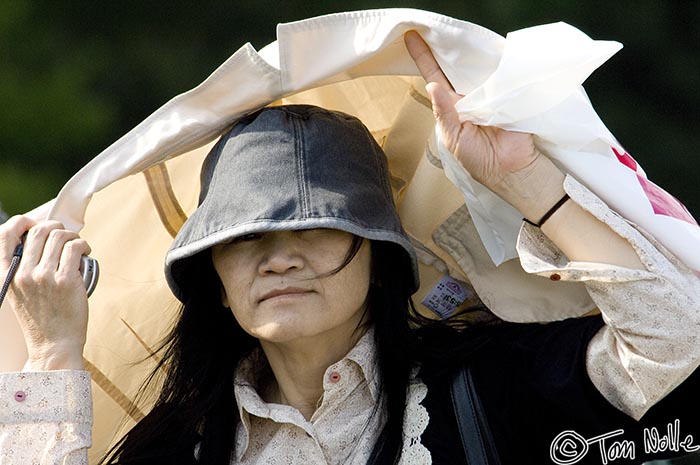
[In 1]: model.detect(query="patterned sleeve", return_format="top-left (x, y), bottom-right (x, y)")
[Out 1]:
top-left (0, 370), bottom-right (92, 464)
top-left (517, 175), bottom-right (700, 420)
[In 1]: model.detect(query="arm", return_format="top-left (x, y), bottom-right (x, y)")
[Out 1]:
top-left (405, 31), bottom-right (700, 419)
top-left (518, 175), bottom-right (700, 419)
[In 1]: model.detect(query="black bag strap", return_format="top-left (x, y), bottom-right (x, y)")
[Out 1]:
top-left (450, 365), bottom-right (501, 465)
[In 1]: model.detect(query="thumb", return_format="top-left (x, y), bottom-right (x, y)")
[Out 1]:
top-left (426, 81), bottom-right (464, 147)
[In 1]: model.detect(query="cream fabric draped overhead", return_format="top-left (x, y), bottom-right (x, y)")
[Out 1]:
top-left (1, 9), bottom-right (698, 461)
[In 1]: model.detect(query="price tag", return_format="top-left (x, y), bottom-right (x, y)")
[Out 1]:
top-left (421, 275), bottom-right (472, 319)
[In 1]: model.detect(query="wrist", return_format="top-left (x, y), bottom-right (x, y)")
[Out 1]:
top-left (524, 194), bottom-right (570, 228)
top-left (26, 343), bottom-right (85, 371)
top-left (491, 151), bottom-right (566, 221)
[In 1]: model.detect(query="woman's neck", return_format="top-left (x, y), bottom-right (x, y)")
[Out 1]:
top-left (260, 327), bottom-right (368, 420)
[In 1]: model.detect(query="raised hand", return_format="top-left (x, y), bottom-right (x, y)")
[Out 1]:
top-left (403, 31), bottom-right (646, 269)
top-left (0, 216), bottom-right (91, 370)
top-left (404, 30), bottom-right (565, 222)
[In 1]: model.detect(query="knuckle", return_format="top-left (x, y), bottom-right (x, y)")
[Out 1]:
top-left (54, 273), bottom-right (72, 288)
top-left (0, 220), bottom-right (13, 237)
top-left (14, 270), bottom-right (40, 290)
top-left (46, 229), bottom-right (62, 243)
top-left (4, 215), bottom-right (29, 230)
top-left (45, 220), bottom-right (65, 230)
top-left (30, 269), bottom-right (50, 286)
top-left (48, 228), bottom-right (69, 240)
top-left (77, 238), bottom-right (90, 252)
top-left (64, 240), bottom-right (84, 255)
top-left (1, 215), bottom-right (31, 244)
top-left (27, 225), bottom-right (47, 242)
top-left (30, 220), bottom-right (64, 237)
top-left (13, 271), bottom-right (32, 289)
top-left (46, 229), bottom-right (79, 249)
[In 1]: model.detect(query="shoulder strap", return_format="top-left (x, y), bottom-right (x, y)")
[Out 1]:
top-left (450, 365), bottom-right (501, 465)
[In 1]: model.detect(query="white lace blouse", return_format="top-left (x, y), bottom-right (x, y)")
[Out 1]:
top-left (1, 177), bottom-right (699, 464)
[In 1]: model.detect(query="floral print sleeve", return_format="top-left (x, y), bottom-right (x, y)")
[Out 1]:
top-left (517, 175), bottom-right (700, 420)
top-left (0, 370), bottom-right (92, 464)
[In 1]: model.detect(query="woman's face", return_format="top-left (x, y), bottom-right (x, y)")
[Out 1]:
top-left (211, 229), bottom-right (371, 345)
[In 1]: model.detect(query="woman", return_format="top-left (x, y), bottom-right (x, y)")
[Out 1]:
top-left (1, 32), bottom-right (699, 465)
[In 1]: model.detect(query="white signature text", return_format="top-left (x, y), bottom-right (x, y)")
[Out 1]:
top-left (550, 419), bottom-right (699, 464)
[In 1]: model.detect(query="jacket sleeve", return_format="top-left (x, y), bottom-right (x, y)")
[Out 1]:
top-left (516, 175), bottom-right (700, 420)
top-left (0, 370), bottom-right (92, 464)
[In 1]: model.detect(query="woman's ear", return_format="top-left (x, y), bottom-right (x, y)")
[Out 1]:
top-left (220, 286), bottom-right (230, 308)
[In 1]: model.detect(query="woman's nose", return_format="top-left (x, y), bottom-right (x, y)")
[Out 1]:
top-left (257, 234), bottom-right (305, 275)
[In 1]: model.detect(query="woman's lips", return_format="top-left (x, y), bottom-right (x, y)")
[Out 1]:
top-left (259, 287), bottom-right (313, 303)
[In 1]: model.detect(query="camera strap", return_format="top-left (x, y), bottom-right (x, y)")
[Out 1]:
top-left (0, 236), bottom-right (25, 308)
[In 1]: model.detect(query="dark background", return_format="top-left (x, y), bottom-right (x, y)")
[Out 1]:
top-left (1, 0), bottom-right (698, 221)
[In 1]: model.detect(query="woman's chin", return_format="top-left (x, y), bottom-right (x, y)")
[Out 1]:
top-left (249, 321), bottom-right (318, 345)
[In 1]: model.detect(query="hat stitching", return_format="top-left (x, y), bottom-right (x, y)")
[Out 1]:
top-left (293, 114), bottom-right (311, 218)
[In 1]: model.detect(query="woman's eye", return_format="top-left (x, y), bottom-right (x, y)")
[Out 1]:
top-left (232, 233), bottom-right (263, 243)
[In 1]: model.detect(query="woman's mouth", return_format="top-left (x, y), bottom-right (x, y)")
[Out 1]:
top-left (259, 287), bottom-right (314, 303)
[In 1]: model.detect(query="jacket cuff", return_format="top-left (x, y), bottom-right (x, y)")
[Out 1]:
top-left (0, 370), bottom-right (92, 424)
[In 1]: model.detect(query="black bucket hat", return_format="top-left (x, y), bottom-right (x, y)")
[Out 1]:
top-left (165, 104), bottom-right (419, 302)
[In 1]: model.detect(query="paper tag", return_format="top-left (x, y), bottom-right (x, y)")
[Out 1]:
top-left (421, 275), bottom-right (472, 319)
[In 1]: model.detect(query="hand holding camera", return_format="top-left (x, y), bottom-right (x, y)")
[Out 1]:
top-left (0, 216), bottom-right (96, 371)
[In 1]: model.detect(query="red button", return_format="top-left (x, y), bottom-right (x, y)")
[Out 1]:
top-left (329, 371), bottom-right (341, 383)
top-left (549, 273), bottom-right (561, 281)
top-left (14, 391), bottom-right (26, 402)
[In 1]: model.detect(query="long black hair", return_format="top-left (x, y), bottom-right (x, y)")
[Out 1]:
top-left (101, 237), bottom-right (420, 464)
